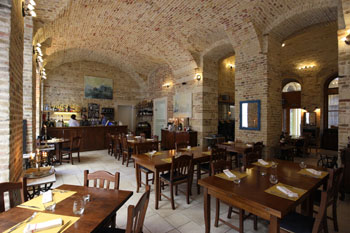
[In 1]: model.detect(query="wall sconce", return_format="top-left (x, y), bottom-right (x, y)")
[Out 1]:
top-left (341, 30), bottom-right (350, 45)
top-left (298, 65), bottom-right (316, 70)
top-left (302, 107), bottom-right (307, 112)
top-left (281, 42), bottom-right (286, 47)
top-left (195, 73), bottom-right (202, 81)
top-left (162, 83), bottom-right (171, 88)
top-left (22, 0), bottom-right (37, 17)
top-left (227, 64), bottom-right (235, 70)
top-left (314, 107), bottom-right (320, 112)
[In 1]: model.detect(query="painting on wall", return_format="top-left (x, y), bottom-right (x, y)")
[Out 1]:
top-left (174, 92), bottom-right (192, 118)
top-left (84, 76), bottom-right (113, 100)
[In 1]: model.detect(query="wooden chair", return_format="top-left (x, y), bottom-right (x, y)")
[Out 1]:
top-left (135, 143), bottom-right (155, 192)
top-left (175, 141), bottom-right (189, 151)
top-left (197, 147), bottom-right (227, 194)
top-left (280, 190), bottom-right (331, 233)
top-left (0, 178), bottom-right (27, 213)
top-left (107, 133), bottom-right (114, 156)
top-left (211, 161), bottom-right (257, 232)
top-left (313, 167), bottom-right (343, 232)
top-left (60, 136), bottom-right (82, 165)
top-left (160, 154), bottom-right (193, 209)
top-left (121, 137), bottom-right (133, 167)
top-left (84, 170), bottom-right (120, 228)
top-left (98, 186), bottom-right (151, 233)
top-left (113, 134), bottom-right (122, 160)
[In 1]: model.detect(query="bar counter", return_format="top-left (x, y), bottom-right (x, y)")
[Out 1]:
top-left (47, 126), bottom-right (127, 152)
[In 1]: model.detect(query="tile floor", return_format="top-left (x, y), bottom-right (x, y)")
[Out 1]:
top-left (53, 150), bottom-right (350, 233)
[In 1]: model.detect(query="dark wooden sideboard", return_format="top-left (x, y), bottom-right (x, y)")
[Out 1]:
top-left (47, 126), bottom-right (127, 152)
top-left (161, 129), bottom-right (197, 150)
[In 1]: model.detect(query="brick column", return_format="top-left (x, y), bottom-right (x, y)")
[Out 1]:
top-left (23, 17), bottom-right (35, 153)
top-left (0, 0), bottom-right (24, 182)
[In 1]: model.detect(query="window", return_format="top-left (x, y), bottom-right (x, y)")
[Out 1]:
top-left (325, 77), bottom-right (339, 129)
top-left (290, 108), bottom-right (302, 137)
top-left (282, 82), bottom-right (301, 93)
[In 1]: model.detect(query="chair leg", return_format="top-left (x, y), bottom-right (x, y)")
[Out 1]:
top-left (215, 198), bottom-right (220, 227)
top-left (152, 173), bottom-right (154, 184)
top-left (254, 215), bottom-right (258, 230)
top-left (239, 209), bottom-right (244, 233)
top-left (332, 201), bottom-right (339, 232)
top-left (126, 154), bottom-right (130, 167)
top-left (70, 153), bottom-right (73, 165)
top-left (227, 206), bottom-right (232, 218)
top-left (145, 173), bottom-right (149, 186)
top-left (77, 152), bottom-right (80, 162)
top-left (110, 214), bottom-right (116, 228)
top-left (175, 185), bottom-right (178, 196)
top-left (197, 165), bottom-right (201, 194)
top-left (170, 183), bottom-right (175, 210)
top-left (186, 181), bottom-right (190, 204)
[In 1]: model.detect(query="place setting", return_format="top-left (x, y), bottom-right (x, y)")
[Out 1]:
top-left (215, 168), bottom-right (248, 184)
top-left (297, 161), bottom-right (328, 178)
top-left (252, 159), bottom-right (278, 168)
top-left (265, 182), bottom-right (307, 201)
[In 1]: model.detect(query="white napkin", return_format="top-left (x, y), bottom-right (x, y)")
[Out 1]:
top-left (223, 169), bottom-right (236, 178)
top-left (148, 150), bottom-right (156, 155)
top-left (276, 186), bottom-right (298, 198)
top-left (42, 190), bottom-right (53, 203)
top-left (306, 168), bottom-right (322, 176)
top-left (258, 159), bottom-right (268, 166)
top-left (23, 218), bottom-right (62, 233)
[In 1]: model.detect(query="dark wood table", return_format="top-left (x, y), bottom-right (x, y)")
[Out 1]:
top-left (133, 147), bottom-right (211, 209)
top-left (42, 138), bottom-right (70, 163)
top-left (217, 142), bottom-right (253, 166)
top-left (0, 184), bottom-right (133, 232)
top-left (198, 160), bottom-right (328, 233)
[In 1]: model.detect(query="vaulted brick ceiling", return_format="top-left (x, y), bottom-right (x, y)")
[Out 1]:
top-left (32, 0), bottom-right (338, 80)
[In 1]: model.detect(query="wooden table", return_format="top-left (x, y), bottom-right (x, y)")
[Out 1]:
top-left (133, 147), bottom-right (210, 209)
top-left (217, 142), bottom-right (253, 166)
top-left (127, 139), bottom-right (160, 152)
top-left (42, 138), bottom-right (70, 163)
top-left (0, 184), bottom-right (133, 232)
top-left (198, 160), bottom-right (328, 233)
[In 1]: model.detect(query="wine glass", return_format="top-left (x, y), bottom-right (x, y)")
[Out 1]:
top-left (269, 174), bottom-right (278, 184)
top-left (299, 161), bottom-right (307, 169)
top-left (233, 178), bottom-right (241, 184)
top-left (271, 162), bottom-right (277, 169)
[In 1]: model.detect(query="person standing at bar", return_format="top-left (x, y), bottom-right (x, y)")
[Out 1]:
top-left (100, 113), bottom-right (107, 126)
top-left (69, 114), bottom-right (79, 127)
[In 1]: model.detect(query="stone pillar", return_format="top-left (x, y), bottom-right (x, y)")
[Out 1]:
top-left (0, 0), bottom-right (24, 182)
top-left (23, 17), bottom-right (35, 153)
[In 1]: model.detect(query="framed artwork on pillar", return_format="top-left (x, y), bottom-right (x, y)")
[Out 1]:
top-left (174, 92), bottom-right (192, 118)
top-left (84, 76), bottom-right (113, 100)
top-left (239, 100), bottom-right (261, 131)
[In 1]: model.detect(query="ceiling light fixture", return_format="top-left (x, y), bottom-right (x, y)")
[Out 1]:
top-left (195, 73), bottom-right (202, 81)
top-left (281, 43), bottom-right (286, 47)
top-left (227, 64), bottom-right (235, 70)
top-left (162, 83), bottom-right (171, 88)
top-left (298, 65), bottom-right (316, 70)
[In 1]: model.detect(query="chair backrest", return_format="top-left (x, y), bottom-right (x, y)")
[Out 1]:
top-left (135, 143), bottom-right (154, 154)
top-left (70, 136), bottom-right (82, 150)
top-left (210, 147), bottom-right (227, 163)
top-left (122, 137), bottom-right (129, 151)
top-left (125, 185), bottom-right (150, 233)
top-left (170, 154), bottom-right (193, 182)
top-left (211, 160), bottom-right (232, 175)
top-left (253, 141), bottom-right (264, 158)
top-left (0, 178), bottom-right (27, 213)
top-left (242, 150), bottom-right (259, 167)
top-left (326, 167), bottom-right (344, 204)
top-left (175, 141), bottom-right (189, 151)
top-left (84, 170), bottom-right (120, 190)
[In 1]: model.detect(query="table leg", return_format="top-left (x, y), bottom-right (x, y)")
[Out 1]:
top-left (269, 215), bottom-right (280, 233)
top-left (135, 163), bottom-right (140, 193)
top-left (301, 194), bottom-right (314, 217)
top-left (203, 187), bottom-right (211, 233)
top-left (155, 170), bottom-right (160, 210)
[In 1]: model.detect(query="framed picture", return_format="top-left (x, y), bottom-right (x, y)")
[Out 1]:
top-left (84, 76), bottom-right (113, 100)
top-left (174, 92), bottom-right (192, 118)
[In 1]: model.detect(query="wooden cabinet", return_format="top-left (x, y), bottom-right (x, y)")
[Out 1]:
top-left (161, 129), bottom-right (197, 150)
top-left (47, 126), bottom-right (127, 152)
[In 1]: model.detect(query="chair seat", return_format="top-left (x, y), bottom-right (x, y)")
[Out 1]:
top-left (280, 212), bottom-right (315, 233)
top-left (140, 166), bottom-right (152, 173)
top-left (160, 172), bottom-right (188, 182)
top-left (199, 162), bottom-right (210, 171)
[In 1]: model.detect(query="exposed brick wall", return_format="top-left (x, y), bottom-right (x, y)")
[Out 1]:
top-left (0, 1), bottom-right (12, 183)
top-left (9, 0), bottom-right (24, 182)
top-left (23, 17), bottom-right (35, 153)
top-left (43, 61), bottom-right (145, 120)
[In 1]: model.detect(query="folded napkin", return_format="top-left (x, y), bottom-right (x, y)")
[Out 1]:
top-left (223, 169), bottom-right (236, 178)
top-left (148, 150), bottom-right (156, 155)
top-left (258, 159), bottom-right (268, 166)
top-left (277, 186), bottom-right (298, 198)
top-left (42, 190), bottom-right (53, 203)
top-left (23, 218), bottom-right (62, 233)
top-left (306, 168), bottom-right (322, 176)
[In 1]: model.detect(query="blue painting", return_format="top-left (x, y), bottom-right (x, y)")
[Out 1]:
top-left (84, 76), bottom-right (113, 100)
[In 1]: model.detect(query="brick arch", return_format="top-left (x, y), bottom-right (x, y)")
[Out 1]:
top-left (263, 2), bottom-right (338, 41)
top-left (43, 48), bottom-right (148, 90)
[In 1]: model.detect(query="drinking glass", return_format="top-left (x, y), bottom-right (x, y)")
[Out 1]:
top-left (269, 174), bottom-right (278, 184)
top-left (83, 194), bottom-right (90, 204)
top-left (299, 161), bottom-right (307, 169)
top-left (260, 167), bottom-right (267, 176)
top-left (233, 178), bottom-right (241, 184)
top-left (73, 200), bottom-right (85, 215)
top-left (43, 200), bottom-right (56, 211)
top-left (271, 162), bottom-right (278, 169)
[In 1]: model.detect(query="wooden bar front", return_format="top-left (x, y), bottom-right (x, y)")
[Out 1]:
top-left (47, 126), bottom-right (127, 152)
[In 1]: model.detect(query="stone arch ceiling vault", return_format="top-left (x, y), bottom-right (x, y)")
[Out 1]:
top-left (33, 0), bottom-right (339, 82)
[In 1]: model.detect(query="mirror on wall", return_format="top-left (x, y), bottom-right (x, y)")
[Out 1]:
top-left (240, 100), bottom-right (261, 130)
